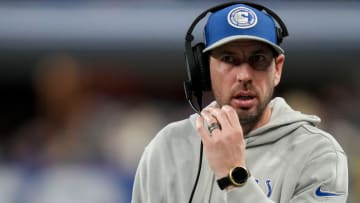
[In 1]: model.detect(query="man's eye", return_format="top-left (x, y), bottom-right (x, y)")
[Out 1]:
top-left (250, 54), bottom-right (267, 63)
top-left (249, 54), bottom-right (273, 70)
top-left (220, 55), bottom-right (238, 65)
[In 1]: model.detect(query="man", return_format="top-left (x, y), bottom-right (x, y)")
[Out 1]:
top-left (132, 2), bottom-right (348, 203)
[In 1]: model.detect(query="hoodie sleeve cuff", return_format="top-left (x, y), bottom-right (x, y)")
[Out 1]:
top-left (225, 176), bottom-right (274, 203)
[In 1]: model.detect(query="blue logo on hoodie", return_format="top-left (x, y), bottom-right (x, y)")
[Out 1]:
top-left (315, 186), bottom-right (344, 197)
top-left (256, 179), bottom-right (273, 198)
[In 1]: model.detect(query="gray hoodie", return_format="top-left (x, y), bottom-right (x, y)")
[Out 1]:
top-left (132, 97), bottom-right (348, 202)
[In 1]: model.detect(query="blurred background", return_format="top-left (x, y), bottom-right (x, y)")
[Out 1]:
top-left (0, 0), bottom-right (359, 202)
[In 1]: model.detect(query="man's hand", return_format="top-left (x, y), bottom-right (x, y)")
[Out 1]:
top-left (196, 105), bottom-right (246, 178)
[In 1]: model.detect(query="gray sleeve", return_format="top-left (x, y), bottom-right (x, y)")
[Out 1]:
top-left (131, 147), bottom-right (149, 203)
top-left (131, 143), bottom-right (169, 203)
top-left (225, 145), bottom-right (348, 203)
top-left (226, 176), bottom-right (276, 203)
top-left (131, 121), bottom-right (195, 203)
top-left (290, 150), bottom-right (348, 203)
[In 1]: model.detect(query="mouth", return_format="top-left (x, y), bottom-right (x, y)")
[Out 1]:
top-left (235, 95), bottom-right (255, 100)
top-left (231, 92), bottom-right (257, 109)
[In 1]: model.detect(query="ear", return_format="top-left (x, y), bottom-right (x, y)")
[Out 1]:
top-left (273, 54), bottom-right (285, 87)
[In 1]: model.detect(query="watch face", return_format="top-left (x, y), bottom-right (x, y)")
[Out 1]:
top-left (230, 167), bottom-right (249, 186)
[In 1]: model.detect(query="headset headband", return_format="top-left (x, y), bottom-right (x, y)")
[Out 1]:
top-left (185, 1), bottom-right (288, 47)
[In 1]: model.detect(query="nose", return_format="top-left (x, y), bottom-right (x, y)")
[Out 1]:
top-left (235, 63), bottom-right (253, 84)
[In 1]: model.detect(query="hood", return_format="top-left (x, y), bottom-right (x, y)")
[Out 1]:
top-left (245, 97), bottom-right (320, 147)
top-left (189, 97), bottom-right (321, 147)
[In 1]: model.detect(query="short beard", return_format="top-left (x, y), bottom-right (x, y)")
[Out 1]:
top-left (214, 86), bottom-right (274, 135)
top-left (238, 93), bottom-right (273, 135)
top-left (239, 102), bottom-right (267, 135)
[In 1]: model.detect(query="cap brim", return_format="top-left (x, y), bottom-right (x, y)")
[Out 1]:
top-left (203, 35), bottom-right (284, 54)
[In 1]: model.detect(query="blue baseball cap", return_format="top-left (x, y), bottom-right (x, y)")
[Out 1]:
top-left (203, 4), bottom-right (284, 54)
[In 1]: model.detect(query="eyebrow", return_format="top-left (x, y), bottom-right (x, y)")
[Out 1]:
top-left (252, 48), bottom-right (271, 54)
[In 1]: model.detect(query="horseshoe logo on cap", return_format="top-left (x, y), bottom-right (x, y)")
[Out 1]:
top-left (227, 6), bottom-right (258, 29)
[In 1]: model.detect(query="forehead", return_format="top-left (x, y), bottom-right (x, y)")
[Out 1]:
top-left (211, 40), bottom-right (273, 54)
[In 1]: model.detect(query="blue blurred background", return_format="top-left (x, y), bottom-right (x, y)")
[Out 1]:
top-left (0, 0), bottom-right (359, 202)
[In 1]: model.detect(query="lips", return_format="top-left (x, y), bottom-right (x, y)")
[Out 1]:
top-left (231, 91), bottom-right (257, 109)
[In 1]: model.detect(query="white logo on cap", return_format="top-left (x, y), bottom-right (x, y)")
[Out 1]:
top-left (227, 7), bottom-right (257, 29)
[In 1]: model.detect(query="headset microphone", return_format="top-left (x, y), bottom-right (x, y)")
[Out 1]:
top-left (183, 80), bottom-right (201, 115)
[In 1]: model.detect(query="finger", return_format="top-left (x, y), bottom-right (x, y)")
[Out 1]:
top-left (201, 109), bottom-right (221, 134)
top-left (208, 122), bottom-right (221, 134)
top-left (207, 106), bottom-right (232, 130)
top-left (221, 105), bottom-right (241, 128)
top-left (201, 109), bottom-right (218, 126)
top-left (196, 115), bottom-right (211, 143)
top-left (202, 108), bottom-right (221, 135)
top-left (203, 108), bottom-right (224, 134)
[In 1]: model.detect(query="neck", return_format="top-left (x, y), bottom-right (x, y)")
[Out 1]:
top-left (242, 106), bottom-right (272, 135)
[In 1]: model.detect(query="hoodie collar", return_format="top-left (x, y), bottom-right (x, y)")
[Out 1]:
top-left (189, 97), bottom-right (321, 147)
top-left (246, 97), bottom-right (321, 146)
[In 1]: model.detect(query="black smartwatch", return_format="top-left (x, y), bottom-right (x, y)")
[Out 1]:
top-left (217, 166), bottom-right (250, 190)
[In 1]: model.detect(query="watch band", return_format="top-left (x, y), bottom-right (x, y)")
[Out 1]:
top-left (217, 175), bottom-right (233, 190)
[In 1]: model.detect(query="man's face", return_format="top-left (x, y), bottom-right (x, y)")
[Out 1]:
top-left (209, 40), bottom-right (285, 126)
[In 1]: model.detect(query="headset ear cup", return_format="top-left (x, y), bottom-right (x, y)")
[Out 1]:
top-left (276, 27), bottom-right (283, 44)
top-left (193, 43), bottom-right (211, 91)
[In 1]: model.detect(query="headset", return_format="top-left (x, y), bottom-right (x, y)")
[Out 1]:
top-left (183, 1), bottom-right (289, 113)
top-left (183, 2), bottom-right (289, 203)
